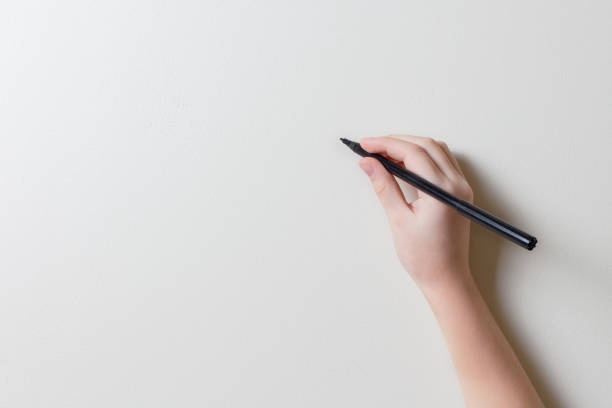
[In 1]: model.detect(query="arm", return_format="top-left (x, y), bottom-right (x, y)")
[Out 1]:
top-left (357, 135), bottom-right (543, 408)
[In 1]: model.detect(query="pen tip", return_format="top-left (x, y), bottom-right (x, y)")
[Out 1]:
top-left (339, 138), bottom-right (368, 157)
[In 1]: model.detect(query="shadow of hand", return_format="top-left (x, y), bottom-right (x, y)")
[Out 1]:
top-left (458, 155), bottom-right (563, 408)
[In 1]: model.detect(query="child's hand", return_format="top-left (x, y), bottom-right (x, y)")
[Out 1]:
top-left (358, 135), bottom-right (474, 290)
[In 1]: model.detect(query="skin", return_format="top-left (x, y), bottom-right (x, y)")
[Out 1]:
top-left (358, 135), bottom-right (544, 408)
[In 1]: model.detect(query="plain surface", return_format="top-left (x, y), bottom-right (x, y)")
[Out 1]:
top-left (1, 1), bottom-right (611, 407)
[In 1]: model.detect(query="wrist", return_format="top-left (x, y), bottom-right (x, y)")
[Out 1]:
top-left (418, 265), bottom-right (476, 303)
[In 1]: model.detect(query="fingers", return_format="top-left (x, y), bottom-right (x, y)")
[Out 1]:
top-left (389, 135), bottom-right (461, 178)
top-left (436, 140), bottom-right (465, 177)
top-left (358, 157), bottom-right (413, 221)
top-left (360, 136), bottom-right (444, 184)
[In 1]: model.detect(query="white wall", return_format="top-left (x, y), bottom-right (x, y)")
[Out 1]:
top-left (1, 1), bottom-right (611, 407)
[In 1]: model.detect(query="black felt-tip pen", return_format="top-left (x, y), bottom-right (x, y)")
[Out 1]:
top-left (340, 138), bottom-right (537, 250)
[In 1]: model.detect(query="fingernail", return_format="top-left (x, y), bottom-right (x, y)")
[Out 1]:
top-left (359, 160), bottom-right (374, 177)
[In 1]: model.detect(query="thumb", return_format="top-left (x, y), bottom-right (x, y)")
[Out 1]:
top-left (359, 157), bottom-right (409, 220)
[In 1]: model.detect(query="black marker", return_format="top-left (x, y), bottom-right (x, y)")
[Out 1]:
top-left (340, 138), bottom-right (537, 250)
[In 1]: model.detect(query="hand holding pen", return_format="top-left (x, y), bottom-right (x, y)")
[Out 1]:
top-left (346, 135), bottom-right (544, 408)
top-left (342, 137), bottom-right (536, 250)
top-left (354, 135), bottom-right (475, 287)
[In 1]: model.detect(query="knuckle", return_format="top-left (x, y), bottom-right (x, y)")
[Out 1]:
top-left (402, 143), bottom-right (425, 161)
top-left (423, 137), bottom-right (437, 147)
top-left (464, 183), bottom-right (474, 199)
top-left (410, 143), bottom-right (427, 154)
top-left (374, 181), bottom-right (387, 196)
top-left (447, 179), bottom-right (473, 199)
top-left (428, 174), bottom-right (445, 187)
top-left (441, 178), bottom-right (455, 191)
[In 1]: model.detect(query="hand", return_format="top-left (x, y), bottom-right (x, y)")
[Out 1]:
top-left (358, 135), bottom-right (474, 290)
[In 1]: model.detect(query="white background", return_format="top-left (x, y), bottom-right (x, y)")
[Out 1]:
top-left (1, 1), bottom-right (611, 407)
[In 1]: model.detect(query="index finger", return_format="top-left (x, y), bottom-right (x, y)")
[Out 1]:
top-left (360, 137), bottom-right (445, 185)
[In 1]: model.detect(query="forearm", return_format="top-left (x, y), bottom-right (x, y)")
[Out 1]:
top-left (422, 270), bottom-right (544, 408)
